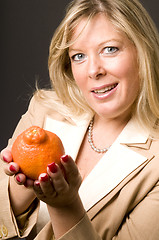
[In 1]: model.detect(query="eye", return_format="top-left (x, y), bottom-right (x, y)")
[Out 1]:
top-left (102, 47), bottom-right (118, 55)
top-left (71, 53), bottom-right (86, 62)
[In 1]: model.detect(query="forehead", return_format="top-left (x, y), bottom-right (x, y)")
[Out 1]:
top-left (69, 13), bottom-right (129, 46)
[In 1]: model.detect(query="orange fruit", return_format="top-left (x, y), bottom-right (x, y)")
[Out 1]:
top-left (11, 126), bottom-right (65, 180)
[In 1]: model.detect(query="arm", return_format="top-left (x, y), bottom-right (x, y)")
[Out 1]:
top-left (1, 94), bottom-right (50, 216)
top-left (0, 95), bottom-right (46, 238)
top-left (33, 155), bottom-right (101, 240)
top-left (33, 155), bottom-right (86, 239)
top-left (1, 150), bottom-right (100, 240)
top-left (0, 149), bottom-right (39, 239)
top-left (1, 148), bottom-right (36, 217)
top-left (47, 195), bottom-right (85, 239)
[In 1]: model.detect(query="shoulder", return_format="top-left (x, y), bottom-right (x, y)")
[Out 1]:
top-left (7, 91), bottom-right (67, 147)
top-left (28, 90), bottom-right (56, 114)
top-left (149, 136), bottom-right (159, 158)
top-left (148, 122), bottom-right (159, 156)
top-left (28, 90), bottom-right (66, 122)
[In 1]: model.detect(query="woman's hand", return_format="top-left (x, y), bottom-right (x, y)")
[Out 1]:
top-left (1, 150), bottom-right (82, 208)
top-left (1, 148), bottom-right (34, 187)
top-left (1, 149), bottom-right (85, 237)
top-left (33, 155), bottom-right (82, 208)
top-left (1, 148), bottom-right (36, 216)
top-left (34, 155), bottom-right (85, 239)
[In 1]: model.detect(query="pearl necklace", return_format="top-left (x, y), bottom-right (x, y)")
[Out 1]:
top-left (88, 118), bottom-right (110, 153)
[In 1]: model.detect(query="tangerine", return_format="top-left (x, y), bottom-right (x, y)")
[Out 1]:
top-left (11, 126), bottom-right (65, 180)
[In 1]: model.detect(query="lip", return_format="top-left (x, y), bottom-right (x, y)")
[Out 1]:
top-left (91, 83), bottom-right (118, 100)
top-left (91, 83), bottom-right (118, 92)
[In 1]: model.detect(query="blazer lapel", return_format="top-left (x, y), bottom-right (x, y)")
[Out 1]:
top-left (79, 117), bottom-right (151, 211)
top-left (44, 116), bottom-right (89, 160)
top-left (79, 142), bottom-right (148, 211)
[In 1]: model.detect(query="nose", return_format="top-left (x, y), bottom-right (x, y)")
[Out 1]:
top-left (88, 56), bottom-right (106, 80)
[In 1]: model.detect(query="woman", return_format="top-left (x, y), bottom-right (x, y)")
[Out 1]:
top-left (1, 0), bottom-right (159, 239)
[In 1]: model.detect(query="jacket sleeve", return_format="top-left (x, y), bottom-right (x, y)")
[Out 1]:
top-left (58, 214), bottom-right (101, 240)
top-left (33, 214), bottom-right (101, 240)
top-left (0, 95), bottom-right (45, 239)
top-left (7, 94), bottom-right (48, 148)
top-left (0, 159), bottom-right (39, 239)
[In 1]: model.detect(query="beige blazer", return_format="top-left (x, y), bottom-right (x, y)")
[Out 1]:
top-left (1, 94), bottom-right (159, 240)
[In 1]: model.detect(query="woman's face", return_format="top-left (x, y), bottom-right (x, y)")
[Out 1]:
top-left (69, 14), bottom-right (140, 120)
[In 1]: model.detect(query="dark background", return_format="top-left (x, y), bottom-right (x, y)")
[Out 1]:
top-left (1, 0), bottom-right (159, 150)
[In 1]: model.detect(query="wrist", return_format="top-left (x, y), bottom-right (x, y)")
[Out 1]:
top-left (9, 177), bottom-right (36, 216)
top-left (47, 195), bottom-right (85, 239)
top-left (47, 194), bottom-right (85, 216)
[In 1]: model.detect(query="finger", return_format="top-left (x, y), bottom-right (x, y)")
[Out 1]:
top-left (33, 180), bottom-right (44, 197)
top-left (38, 173), bottom-right (56, 197)
top-left (1, 148), bottom-right (12, 163)
top-left (47, 163), bottom-right (69, 194)
top-left (24, 178), bottom-right (34, 188)
top-left (4, 162), bottom-right (20, 176)
top-left (61, 155), bottom-right (82, 188)
top-left (14, 173), bottom-right (27, 185)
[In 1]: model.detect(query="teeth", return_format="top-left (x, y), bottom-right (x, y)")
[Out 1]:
top-left (94, 84), bottom-right (117, 94)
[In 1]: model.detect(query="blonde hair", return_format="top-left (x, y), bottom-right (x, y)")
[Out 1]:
top-left (35, 0), bottom-right (159, 132)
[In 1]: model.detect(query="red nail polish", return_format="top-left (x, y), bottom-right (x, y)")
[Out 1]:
top-left (40, 173), bottom-right (48, 182)
top-left (61, 155), bottom-right (69, 163)
top-left (34, 181), bottom-right (40, 187)
top-left (48, 162), bottom-right (58, 173)
top-left (16, 175), bottom-right (21, 183)
top-left (9, 165), bottom-right (16, 172)
top-left (3, 156), bottom-right (9, 163)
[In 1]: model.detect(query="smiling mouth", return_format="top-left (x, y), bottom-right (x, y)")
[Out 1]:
top-left (92, 83), bottom-right (118, 94)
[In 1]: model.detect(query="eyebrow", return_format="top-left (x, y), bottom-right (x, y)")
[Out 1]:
top-left (69, 38), bottom-right (123, 53)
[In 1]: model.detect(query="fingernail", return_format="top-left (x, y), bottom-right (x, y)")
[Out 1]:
top-left (40, 173), bottom-right (48, 182)
top-left (9, 165), bottom-right (16, 172)
top-left (16, 175), bottom-right (21, 183)
top-left (34, 181), bottom-right (40, 187)
top-left (48, 162), bottom-right (58, 173)
top-left (61, 155), bottom-right (69, 163)
top-left (3, 156), bottom-right (9, 163)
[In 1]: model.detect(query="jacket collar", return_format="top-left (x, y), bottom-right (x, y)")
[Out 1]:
top-left (44, 116), bottom-right (89, 160)
top-left (44, 115), bottom-right (149, 145)
top-left (44, 115), bottom-right (151, 211)
top-left (115, 116), bottom-right (149, 145)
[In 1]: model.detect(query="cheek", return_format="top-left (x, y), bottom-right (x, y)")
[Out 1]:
top-left (122, 67), bottom-right (140, 105)
top-left (114, 56), bottom-right (138, 78)
top-left (125, 60), bottom-right (139, 91)
top-left (114, 53), bottom-right (140, 99)
top-left (71, 66), bottom-right (86, 89)
top-left (119, 56), bottom-right (139, 90)
top-left (110, 47), bottom-right (138, 77)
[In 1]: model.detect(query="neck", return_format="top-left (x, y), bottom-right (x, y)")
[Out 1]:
top-left (91, 114), bottom-right (131, 149)
top-left (94, 111), bottom-right (131, 130)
